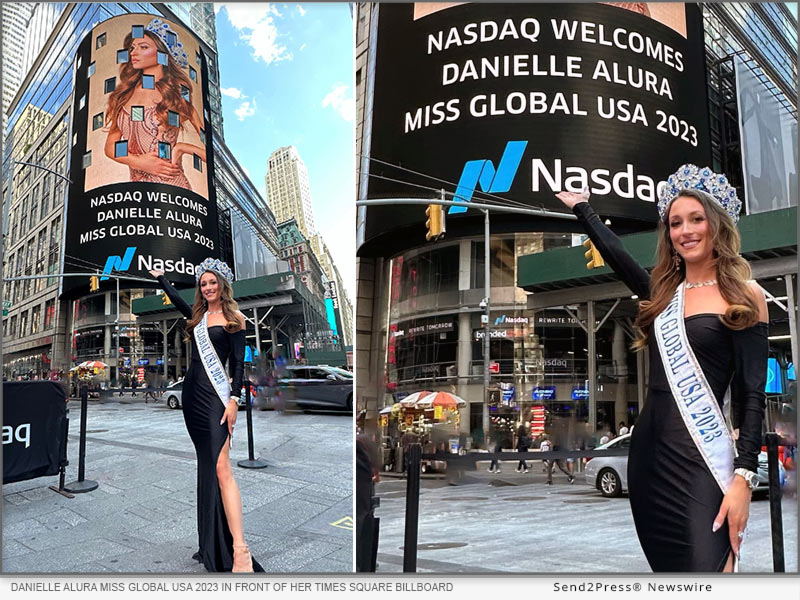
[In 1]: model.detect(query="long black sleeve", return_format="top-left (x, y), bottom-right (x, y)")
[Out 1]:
top-left (228, 330), bottom-right (246, 399)
top-left (157, 275), bottom-right (193, 319)
top-left (572, 203), bottom-right (651, 300)
top-left (730, 323), bottom-right (769, 472)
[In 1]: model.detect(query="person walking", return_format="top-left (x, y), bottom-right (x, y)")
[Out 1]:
top-left (556, 165), bottom-right (767, 572)
top-left (515, 424), bottom-right (531, 473)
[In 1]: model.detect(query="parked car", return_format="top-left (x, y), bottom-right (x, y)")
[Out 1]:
top-left (164, 379), bottom-right (183, 409)
top-left (278, 365), bottom-right (353, 412)
top-left (585, 433), bottom-right (631, 497)
top-left (585, 433), bottom-right (785, 498)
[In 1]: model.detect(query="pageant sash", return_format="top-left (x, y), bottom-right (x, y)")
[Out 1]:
top-left (654, 283), bottom-right (735, 494)
top-left (195, 312), bottom-right (231, 408)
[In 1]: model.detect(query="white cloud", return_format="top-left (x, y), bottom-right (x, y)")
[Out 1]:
top-left (220, 87), bottom-right (244, 99)
top-left (220, 3), bottom-right (291, 65)
top-left (321, 83), bottom-right (355, 122)
top-left (299, 43), bottom-right (307, 51)
top-left (234, 99), bottom-right (257, 121)
top-left (242, 165), bottom-right (251, 179)
top-left (213, 3), bottom-right (223, 15)
top-left (297, 5), bottom-right (307, 17)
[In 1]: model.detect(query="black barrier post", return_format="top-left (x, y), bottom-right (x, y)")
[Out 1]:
top-left (49, 403), bottom-right (74, 498)
top-left (765, 432), bottom-right (785, 572)
top-left (237, 381), bottom-right (268, 469)
top-left (64, 395), bottom-right (98, 493)
top-left (403, 442), bottom-right (421, 572)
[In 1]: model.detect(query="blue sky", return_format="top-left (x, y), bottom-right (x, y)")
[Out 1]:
top-left (213, 3), bottom-right (354, 297)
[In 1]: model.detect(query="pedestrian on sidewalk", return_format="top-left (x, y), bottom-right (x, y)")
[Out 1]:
top-left (515, 424), bottom-right (531, 473)
top-left (544, 427), bottom-right (574, 485)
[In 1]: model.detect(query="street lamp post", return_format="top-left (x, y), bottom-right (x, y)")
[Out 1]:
top-left (482, 209), bottom-right (491, 444)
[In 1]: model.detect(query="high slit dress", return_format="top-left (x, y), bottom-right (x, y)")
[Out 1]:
top-left (573, 203), bottom-right (767, 572)
top-left (159, 276), bottom-right (264, 572)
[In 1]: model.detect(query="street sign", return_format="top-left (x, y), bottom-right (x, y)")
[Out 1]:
top-left (2, 299), bottom-right (10, 316)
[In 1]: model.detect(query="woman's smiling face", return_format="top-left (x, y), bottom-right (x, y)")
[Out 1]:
top-left (200, 272), bottom-right (220, 304)
top-left (668, 195), bottom-right (713, 266)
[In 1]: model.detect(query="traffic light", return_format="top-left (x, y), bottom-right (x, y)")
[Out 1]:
top-left (425, 204), bottom-right (445, 241)
top-left (583, 238), bottom-right (605, 269)
top-left (89, 276), bottom-right (100, 292)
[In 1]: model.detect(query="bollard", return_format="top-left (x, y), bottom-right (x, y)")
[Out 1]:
top-left (765, 432), bottom-right (785, 572)
top-left (64, 395), bottom-right (98, 493)
top-left (237, 381), bottom-right (268, 469)
top-left (403, 443), bottom-right (421, 573)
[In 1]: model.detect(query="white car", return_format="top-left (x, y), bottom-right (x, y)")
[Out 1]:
top-left (585, 433), bottom-right (785, 498)
top-left (584, 433), bottom-right (631, 497)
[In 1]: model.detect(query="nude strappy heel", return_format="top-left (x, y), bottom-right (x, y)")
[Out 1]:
top-left (232, 544), bottom-right (254, 573)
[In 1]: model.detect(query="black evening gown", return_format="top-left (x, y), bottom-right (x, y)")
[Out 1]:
top-left (573, 204), bottom-right (767, 572)
top-left (159, 276), bottom-right (263, 572)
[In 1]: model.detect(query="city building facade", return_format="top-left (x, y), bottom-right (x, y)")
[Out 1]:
top-left (355, 2), bottom-right (798, 446)
top-left (265, 145), bottom-right (316, 240)
top-left (310, 233), bottom-right (354, 347)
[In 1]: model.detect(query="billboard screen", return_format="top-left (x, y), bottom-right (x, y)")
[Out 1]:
top-left (361, 2), bottom-right (711, 254)
top-left (63, 14), bottom-right (219, 297)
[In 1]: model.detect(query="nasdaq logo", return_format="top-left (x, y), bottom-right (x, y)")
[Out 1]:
top-left (450, 141), bottom-right (527, 214)
top-left (100, 247), bottom-right (136, 281)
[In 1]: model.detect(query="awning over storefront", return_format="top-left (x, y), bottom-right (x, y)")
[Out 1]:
top-left (517, 206), bottom-right (797, 307)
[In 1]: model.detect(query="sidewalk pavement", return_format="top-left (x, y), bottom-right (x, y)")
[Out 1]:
top-left (2, 397), bottom-right (353, 573)
top-left (373, 463), bottom-right (798, 573)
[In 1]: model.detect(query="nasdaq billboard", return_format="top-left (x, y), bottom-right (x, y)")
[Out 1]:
top-left (63, 14), bottom-right (219, 297)
top-left (360, 3), bottom-right (711, 255)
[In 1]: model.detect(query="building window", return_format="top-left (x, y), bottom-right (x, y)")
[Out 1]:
top-left (132, 25), bottom-right (144, 38)
top-left (117, 49), bottom-right (129, 63)
top-left (167, 111), bottom-right (179, 127)
top-left (180, 85), bottom-right (190, 101)
top-left (19, 311), bottom-right (28, 338)
top-left (142, 74), bottom-right (155, 89)
top-left (73, 132), bottom-right (77, 146)
top-left (31, 305), bottom-right (41, 335)
top-left (114, 140), bottom-right (128, 157)
top-left (130, 106), bottom-right (144, 121)
top-left (79, 95), bottom-right (86, 109)
top-left (158, 142), bottom-right (171, 160)
top-left (44, 299), bottom-right (55, 329)
top-left (87, 62), bottom-right (95, 77)
top-left (157, 51), bottom-right (168, 66)
top-left (83, 151), bottom-right (92, 168)
top-left (195, 51), bottom-right (201, 66)
top-left (96, 33), bottom-right (107, 48)
top-left (104, 77), bottom-right (116, 93)
top-left (92, 113), bottom-right (104, 130)
top-left (189, 66), bottom-right (197, 82)
top-left (193, 154), bottom-right (203, 172)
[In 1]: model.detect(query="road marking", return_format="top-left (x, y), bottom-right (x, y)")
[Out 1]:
top-left (330, 516), bottom-right (353, 530)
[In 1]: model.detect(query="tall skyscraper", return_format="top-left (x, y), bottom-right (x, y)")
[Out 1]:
top-left (2, 3), bottom-right (36, 133)
top-left (265, 146), bottom-right (316, 239)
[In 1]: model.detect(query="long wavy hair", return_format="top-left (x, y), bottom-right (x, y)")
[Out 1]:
top-left (632, 188), bottom-right (760, 350)
top-left (185, 270), bottom-right (242, 339)
top-left (104, 31), bottom-right (194, 137)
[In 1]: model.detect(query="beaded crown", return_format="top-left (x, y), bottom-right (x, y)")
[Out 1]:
top-left (657, 164), bottom-right (742, 223)
top-left (195, 258), bottom-right (234, 285)
top-left (145, 18), bottom-right (188, 68)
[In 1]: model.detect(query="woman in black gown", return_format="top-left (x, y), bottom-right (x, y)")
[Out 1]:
top-left (150, 259), bottom-right (263, 572)
top-left (556, 167), bottom-right (768, 573)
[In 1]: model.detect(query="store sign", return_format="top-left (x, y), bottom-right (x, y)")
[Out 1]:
top-left (494, 314), bottom-right (530, 326)
top-left (532, 386), bottom-right (556, 400)
top-left (137, 359), bottom-right (149, 366)
top-left (572, 386), bottom-right (590, 400)
top-left (63, 14), bottom-right (219, 297)
top-left (407, 321), bottom-right (454, 335)
top-left (361, 3), bottom-right (710, 254)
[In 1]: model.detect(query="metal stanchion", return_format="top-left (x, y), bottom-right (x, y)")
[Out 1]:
top-left (403, 442), bottom-right (421, 573)
top-left (64, 394), bottom-right (98, 493)
top-left (49, 402), bottom-right (74, 498)
top-left (237, 381), bottom-right (268, 469)
top-left (765, 432), bottom-right (785, 572)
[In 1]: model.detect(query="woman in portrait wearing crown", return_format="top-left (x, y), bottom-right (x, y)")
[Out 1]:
top-left (556, 165), bottom-right (768, 572)
top-left (149, 260), bottom-right (262, 572)
top-left (104, 19), bottom-right (205, 189)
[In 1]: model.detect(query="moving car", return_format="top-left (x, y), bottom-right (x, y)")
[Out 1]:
top-left (278, 365), bottom-right (353, 412)
top-left (585, 433), bottom-right (785, 498)
top-left (164, 379), bottom-right (183, 409)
